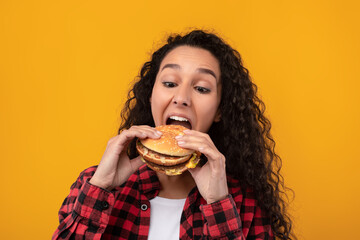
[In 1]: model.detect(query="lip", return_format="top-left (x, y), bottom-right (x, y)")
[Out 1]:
top-left (165, 112), bottom-right (193, 129)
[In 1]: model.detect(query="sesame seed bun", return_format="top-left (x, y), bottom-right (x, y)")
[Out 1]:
top-left (140, 125), bottom-right (194, 156)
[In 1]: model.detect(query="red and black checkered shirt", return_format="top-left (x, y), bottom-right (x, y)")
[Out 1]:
top-left (53, 165), bottom-right (273, 239)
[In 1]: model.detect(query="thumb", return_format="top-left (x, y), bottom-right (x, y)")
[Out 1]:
top-left (131, 156), bottom-right (145, 171)
top-left (188, 166), bottom-right (201, 179)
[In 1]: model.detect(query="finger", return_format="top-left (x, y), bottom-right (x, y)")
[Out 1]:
top-left (176, 131), bottom-right (215, 151)
top-left (177, 137), bottom-right (217, 159)
top-left (132, 125), bottom-right (162, 133)
top-left (128, 125), bottom-right (163, 139)
top-left (176, 134), bottom-right (212, 146)
top-left (183, 129), bottom-right (211, 140)
top-left (178, 139), bottom-right (224, 170)
top-left (117, 127), bottom-right (161, 146)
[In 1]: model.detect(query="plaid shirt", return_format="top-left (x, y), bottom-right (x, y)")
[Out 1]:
top-left (53, 165), bottom-right (273, 239)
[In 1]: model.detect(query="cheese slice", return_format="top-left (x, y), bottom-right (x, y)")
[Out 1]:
top-left (185, 154), bottom-right (198, 169)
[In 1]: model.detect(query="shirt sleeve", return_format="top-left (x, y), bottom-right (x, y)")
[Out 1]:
top-left (200, 194), bottom-right (273, 240)
top-left (200, 195), bottom-right (245, 239)
top-left (52, 167), bottom-right (116, 240)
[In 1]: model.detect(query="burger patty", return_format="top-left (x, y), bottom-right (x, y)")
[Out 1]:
top-left (136, 140), bottom-right (191, 166)
top-left (142, 157), bottom-right (188, 175)
top-left (140, 154), bottom-right (200, 176)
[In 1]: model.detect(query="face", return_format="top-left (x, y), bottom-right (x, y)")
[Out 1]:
top-left (150, 46), bottom-right (221, 133)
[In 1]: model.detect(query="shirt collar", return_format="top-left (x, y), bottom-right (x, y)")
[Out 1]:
top-left (136, 165), bottom-right (202, 205)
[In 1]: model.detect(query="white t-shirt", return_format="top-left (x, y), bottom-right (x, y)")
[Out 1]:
top-left (148, 196), bottom-right (187, 240)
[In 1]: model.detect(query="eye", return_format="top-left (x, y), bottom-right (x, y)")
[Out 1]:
top-left (162, 82), bottom-right (177, 88)
top-left (195, 86), bottom-right (211, 94)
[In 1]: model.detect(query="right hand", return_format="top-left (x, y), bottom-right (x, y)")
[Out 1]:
top-left (89, 125), bottom-right (162, 190)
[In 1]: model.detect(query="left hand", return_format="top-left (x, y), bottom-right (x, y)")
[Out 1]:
top-left (176, 129), bottom-right (229, 204)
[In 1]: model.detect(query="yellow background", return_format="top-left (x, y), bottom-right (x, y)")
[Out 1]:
top-left (1, 0), bottom-right (359, 239)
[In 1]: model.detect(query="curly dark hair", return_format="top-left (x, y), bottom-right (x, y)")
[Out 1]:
top-left (118, 29), bottom-right (295, 239)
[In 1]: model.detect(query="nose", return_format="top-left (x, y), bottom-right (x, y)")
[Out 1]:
top-left (173, 85), bottom-right (191, 107)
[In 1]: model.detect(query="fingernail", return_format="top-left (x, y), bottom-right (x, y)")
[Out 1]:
top-left (175, 135), bottom-right (183, 139)
top-left (183, 130), bottom-right (191, 133)
top-left (177, 141), bottom-right (185, 145)
top-left (155, 131), bottom-right (162, 137)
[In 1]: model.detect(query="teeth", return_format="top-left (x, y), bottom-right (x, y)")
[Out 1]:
top-left (170, 116), bottom-right (189, 122)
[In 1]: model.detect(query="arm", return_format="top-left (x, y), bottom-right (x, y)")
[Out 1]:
top-left (200, 194), bottom-right (273, 240)
top-left (52, 126), bottom-right (161, 239)
top-left (177, 130), bottom-right (273, 239)
top-left (52, 167), bottom-right (116, 240)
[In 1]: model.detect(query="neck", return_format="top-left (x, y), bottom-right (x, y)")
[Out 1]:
top-left (156, 171), bottom-right (196, 199)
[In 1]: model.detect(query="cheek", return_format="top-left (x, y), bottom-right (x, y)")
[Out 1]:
top-left (150, 83), bottom-right (162, 107)
top-left (199, 95), bottom-right (219, 114)
top-left (151, 88), bottom-right (167, 109)
top-left (195, 97), bottom-right (220, 129)
top-left (150, 85), bottom-right (171, 124)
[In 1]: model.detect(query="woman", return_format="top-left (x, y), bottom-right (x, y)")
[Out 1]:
top-left (53, 30), bottom-right (294, 239)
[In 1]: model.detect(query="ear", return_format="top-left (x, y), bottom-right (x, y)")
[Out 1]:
top-left (214, 109), bottom-right (221, 122)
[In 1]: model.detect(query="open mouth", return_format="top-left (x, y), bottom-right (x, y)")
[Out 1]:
top-left (166, 116), bottom-right (192, 129)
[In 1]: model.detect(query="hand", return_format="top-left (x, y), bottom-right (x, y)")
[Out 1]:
top-left (176, 130), bottom-right (229, 204)
top-left (89, 125), bottom-right (162, 191)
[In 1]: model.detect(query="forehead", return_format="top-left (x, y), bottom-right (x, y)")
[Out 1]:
top-left (159, 46), bottom-right (221, 80)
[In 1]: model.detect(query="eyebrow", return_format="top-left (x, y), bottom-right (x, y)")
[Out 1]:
top-left (161, 63), bottom-right (217, 80)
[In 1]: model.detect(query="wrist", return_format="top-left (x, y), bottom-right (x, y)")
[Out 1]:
top-left (206, 193), bottom-right (229, 204)
top-left (89, 177), bottom-right (112, 191)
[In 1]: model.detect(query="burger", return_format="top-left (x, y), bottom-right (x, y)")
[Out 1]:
top-left (136, 125), bottom-right (201, 176)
